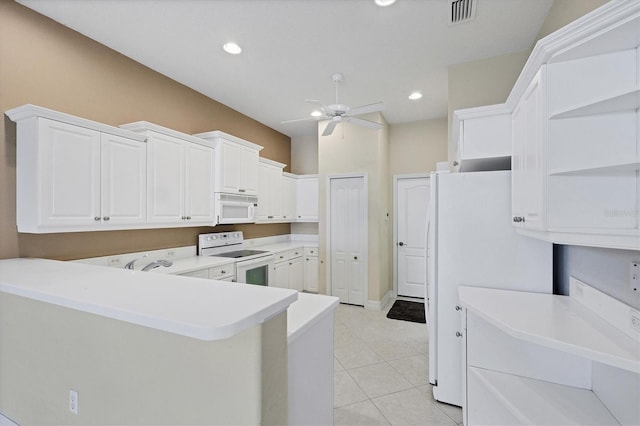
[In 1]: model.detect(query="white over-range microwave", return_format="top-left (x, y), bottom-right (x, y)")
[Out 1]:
top-left (215, 193), bottom-right (258, 224)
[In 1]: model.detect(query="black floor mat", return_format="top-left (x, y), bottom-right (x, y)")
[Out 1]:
top-left (386, 300), bottom-right (426, 323)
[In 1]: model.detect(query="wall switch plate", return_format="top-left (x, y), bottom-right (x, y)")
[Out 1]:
top-left (165, 250), bottom-right (175, 258)
top-left (107, 256), bottom-right (121, 266)
top-left (69, 389), bottom-right (79, 415)
top-left (631, 261), bottom-right (639, 292)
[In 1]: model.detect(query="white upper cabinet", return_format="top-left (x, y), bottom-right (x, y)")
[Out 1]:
top-left (281, 173), bottom-right (297, 221)
top-left (452, 105), bottom-right (512, 172)
top-left (507, 1), bottom-right (640, 250)
top-left (6, 105), bottom-right (147, 233)
top-left (121, 122), bottom-right (215, 226)
top-left (192, 131), bottom-right (262, 196)
top-left (296, 175), bottom-right (319, 222)
top-left (257, 158), bottom-right (285, 222)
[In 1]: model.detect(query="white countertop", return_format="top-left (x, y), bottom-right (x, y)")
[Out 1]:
top-left (150, 256), bottom-right (234, 275)
top-left (287, 292), bottom-right (339, 344)
top-left (459, 286), bottom-right (640, 373)
top-left (0, 258), bottom-right (298, 341)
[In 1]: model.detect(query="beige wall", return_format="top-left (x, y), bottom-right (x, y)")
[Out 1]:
top-left (0, 1), bottom-right (291, 261)
top-left (291, 134), bottom-right (319, 175)
top-left (317, 113), bottom-right (392, 304)
top-left (389, 118), bottom-right (448, 176)
top-left (536, 0), bottom-right (610, 40)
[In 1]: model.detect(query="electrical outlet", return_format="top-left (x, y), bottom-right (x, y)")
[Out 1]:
top-left (631, 261), bottom-right (639, 292)
top-left (69, 389), bottom-right (79, 415)
top-left (108, 256), bottom-right (121, 266)
top-left (630, 311), bottom-right (640, 333)
top-left (166, 250), bottom-right (175, 258)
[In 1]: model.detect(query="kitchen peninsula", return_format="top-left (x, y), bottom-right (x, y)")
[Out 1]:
top-left (0, 258), bottom-right (298, 425)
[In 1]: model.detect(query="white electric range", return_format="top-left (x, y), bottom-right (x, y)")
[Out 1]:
top-left (198, 231), bottom-right (274, 286)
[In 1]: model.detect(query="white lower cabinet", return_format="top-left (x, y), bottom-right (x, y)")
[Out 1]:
top-left (270, 249), bottom-right (303, 290)
top-left (460, 282), bottom-right (639, 426)
top-left (178, 263), bottom-right (235, 281)
top-left (6, 106), bottom-right (148, 233)
top-left (303, 247), bottom-right (318, 292)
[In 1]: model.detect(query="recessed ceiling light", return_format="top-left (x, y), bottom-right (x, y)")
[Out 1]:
top-left (408, 91), bottom-right (423, 100)
top-left (310, 110), bottom-right (322, 117)
top-left (223, 42), bottom-right (242, 55)
top-left (374, 0), bottom-right (396, 6)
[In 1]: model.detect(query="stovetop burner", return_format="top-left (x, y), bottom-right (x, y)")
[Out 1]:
top-left (215, 249), bottom-right (268, 259)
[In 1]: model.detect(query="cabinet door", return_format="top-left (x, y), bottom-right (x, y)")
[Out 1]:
top-left (512, 68), bottom-right (545, 231)
top-left (296, 177), bottom-right (319, 221)
top-left (147, 133), bottom-right (185, 223)
top-left (304, 256), bottom-right (319, 292)
top-left (520, 69), bottom-right (546, 231)
top-left (185, 143), bottom-right (214, 224)
top-left (288, 257), bottom-right (303, 291)
top-left (271, 261), bottom-right (289, 288)
top-left (39, 118), bottom-right (101, 227)
top-left (240, 147), bottom-right (259, 195)
top-left (219, 141), bottom-right (242, 193)
top-left (281, 176), bottom-right (296, 221)
top-left (257, 163), bottom-right (271, 221)
top-left (101, 133), bottom-right (146, 225)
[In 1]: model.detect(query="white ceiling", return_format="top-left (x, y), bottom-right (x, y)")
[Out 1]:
top-left (17, 0), bottom-right (554, 138)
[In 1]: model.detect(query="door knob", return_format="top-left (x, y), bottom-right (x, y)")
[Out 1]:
top-left (353, 256), bottom-right (358, 260)
top-left (398, 242), bottom-right (404, 246)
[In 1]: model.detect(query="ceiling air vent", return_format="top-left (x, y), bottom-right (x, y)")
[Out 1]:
top-left (449, 0), bottom-right (477, 25)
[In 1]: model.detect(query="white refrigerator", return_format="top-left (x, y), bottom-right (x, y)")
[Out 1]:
top-left (426, 170), bottom-right (552, 407)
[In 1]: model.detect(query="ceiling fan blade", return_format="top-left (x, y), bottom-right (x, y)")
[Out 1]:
top-left (305, 99), bottom-right (331, 113)
top-left (348, 116), bottom-right (383, 130)
top-left (322, 121), bottom-right (339, 136)
top-left (281, 117), bottom-right (317, 124)
top-left (346, 102), bottom-right (385, 117)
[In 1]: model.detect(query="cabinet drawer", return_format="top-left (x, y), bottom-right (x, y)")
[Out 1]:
top-left (274, 248), bottom-right (303, 262)
top-left (179, 269), bottom-right (209, 279)
top-left (209, 263), bottom-right (234, 279)
top-left (304, 247), bottom-right (318, 256)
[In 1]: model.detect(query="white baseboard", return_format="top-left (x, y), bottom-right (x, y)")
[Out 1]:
top-left (366, 290), bottom-right (393, 311)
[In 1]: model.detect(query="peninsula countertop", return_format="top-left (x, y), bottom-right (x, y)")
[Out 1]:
top-left (0, 258), bottom-right (298, 341)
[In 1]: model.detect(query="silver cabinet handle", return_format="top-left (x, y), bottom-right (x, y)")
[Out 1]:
top-left (221, 270), bottom-right (226, 274)
top-left (186, 216), bottom-right (191, 220)
top-left (239, 189), bottom-right (246, 193)
top-left (354, 256), bottom-right (358, 260)
top-left (456, 332), bottom-right (463, 337)
top-left (455, 305), bottom-right (462, 311)
top-left (398, 242), bottom-right (404, 246)
top-left (103, 216), bottom-right (110, 221)
top-left (94, 216), bottom-right (101, 221)
top-left (512, 216), bottom-right (526, 223)
top-left (453, 161), bottom-right (459, 166)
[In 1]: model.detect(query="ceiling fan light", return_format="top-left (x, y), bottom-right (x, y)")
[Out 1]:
top-left (310, 110), bottom-right (322, 117)
top-left (374, 0), bottom-right (396, 6)
top-left (223, 42), bottom-right (242, 55)
top-left (408, 91), bottom-right (423, 100)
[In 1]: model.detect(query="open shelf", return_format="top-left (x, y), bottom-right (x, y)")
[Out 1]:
top-left (468, 367), bottom-right (620, 425)
top-left (547, 161), bottom-right (640, 176)
top-left (459, 286), bottom-right (640, 374)
top-left (549, 88), bottom-right (640, 119)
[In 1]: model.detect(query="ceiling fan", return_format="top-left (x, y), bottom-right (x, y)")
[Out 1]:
top-left (282, 73), bottom-right (385, 136)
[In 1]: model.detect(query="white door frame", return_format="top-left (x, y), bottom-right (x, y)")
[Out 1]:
top-left (392, 173), bottom-right (430, 298)
top-left (326, 173), bottom-right (369, 306)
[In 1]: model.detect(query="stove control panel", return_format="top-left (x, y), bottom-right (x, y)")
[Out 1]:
top-left (198, 231), bottom-right (244, 253)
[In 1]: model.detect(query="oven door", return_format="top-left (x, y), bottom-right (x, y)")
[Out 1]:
top-left (236, 255), bottom-right (274, 286)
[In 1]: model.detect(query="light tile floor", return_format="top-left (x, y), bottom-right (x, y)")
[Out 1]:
top-left (333, 301), bottom-right (463, 426)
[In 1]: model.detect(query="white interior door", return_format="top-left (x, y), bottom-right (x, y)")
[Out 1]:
top-left (396, 177), bottom-right (430, 298)
top-left (330, 176), bottom-right (366, 306)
